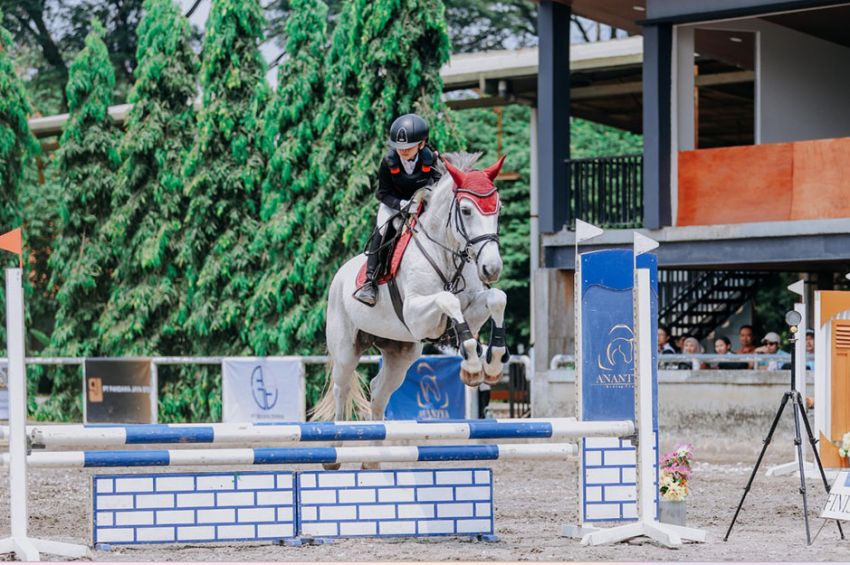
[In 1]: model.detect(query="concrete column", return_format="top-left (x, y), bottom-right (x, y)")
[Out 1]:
top-left (532, 268), bottom-right (576, 417)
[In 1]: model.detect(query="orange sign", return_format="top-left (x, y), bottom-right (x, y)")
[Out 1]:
top-left (0, 228), bottom-right (22, 268)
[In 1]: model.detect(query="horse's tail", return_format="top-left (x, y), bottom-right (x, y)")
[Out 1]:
top-left (309, 359), bottom-right (371, 422)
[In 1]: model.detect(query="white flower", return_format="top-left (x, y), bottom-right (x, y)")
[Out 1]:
top-left (841, 432), bottom-right (850, 459)
top-left (659, 470), bottom-right (689, 501)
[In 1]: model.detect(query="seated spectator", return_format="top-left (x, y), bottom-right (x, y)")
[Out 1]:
top-left (755, 331), bottom-right (790, 370)
top-left (710, 335), bottom-right (749, 370)
top-left (678, 336), bottom-right (703, 370)
top-left (738, 325), bottom-right (757, 354)
top-left (805, 328), bottom-right (815, 370)
top-left (658, 326), bottom-right (677, 354)
top-left (675, 334), bottom-right (686, 354)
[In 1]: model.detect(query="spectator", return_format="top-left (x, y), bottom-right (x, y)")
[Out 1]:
top-left (675, 335), bottom-right (687, 353)
top-left (658, 326), bottom-right (677, 354)
top-left (805, 328), bottom-right (815, 371)
top-left (738, 325), bottom-right (757, 354)
top-left (678, 336), bottom-right (703, 370)
top-left (711, 335), bottom-right (748, 370)
top-left (682, 336), bottom-right (703, 354)
top-left (714, 335), bottom-right (732, 355)
top-left (755, 331), bottom-right (789, 370)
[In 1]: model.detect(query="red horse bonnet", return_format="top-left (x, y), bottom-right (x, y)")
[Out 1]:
top-left (444, 155), bottom-right (506, 215)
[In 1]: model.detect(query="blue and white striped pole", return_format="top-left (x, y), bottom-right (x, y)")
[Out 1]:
top-left (20, 418), bottom-right (635, 449)
top-left (2, 443), bottom-right (580, 468)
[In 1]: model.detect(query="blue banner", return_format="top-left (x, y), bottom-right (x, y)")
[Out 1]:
top-left (385, 356), bottom-right (465, 420)
top-left (578, 248), bottom-right (659, 524)
top-left (580, 249), bottom-right (658, 425)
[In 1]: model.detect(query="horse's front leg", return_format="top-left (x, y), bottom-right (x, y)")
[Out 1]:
top-left (404, 291), bottom-right (485, 386)
top-left (481, 289), bottom-right (509, 384)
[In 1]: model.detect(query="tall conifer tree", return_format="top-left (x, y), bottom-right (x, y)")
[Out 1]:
top-left (247, 0), bottom-right (328, 355)
top-left (0, 17), bottom-right (39, 348)
top-left (97, 0), bottom-right (198, 356)
top-left (43, 21), bottom-right (120, 417)
top-left (163, 0), bottom-right (268, 421)
top-left (176, 0), bottom-right (269, 356)
top-left (270, 0), bottom-right (457, 354)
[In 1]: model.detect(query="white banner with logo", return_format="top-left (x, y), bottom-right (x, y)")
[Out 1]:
top-left (222, 357), bottom-right (306, 422)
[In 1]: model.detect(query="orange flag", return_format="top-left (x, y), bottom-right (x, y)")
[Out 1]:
top-left (0, 228), bottom-right (23, 268)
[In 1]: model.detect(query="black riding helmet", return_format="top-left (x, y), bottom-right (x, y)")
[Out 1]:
top-left (389, 113), bottom-right (429, 150)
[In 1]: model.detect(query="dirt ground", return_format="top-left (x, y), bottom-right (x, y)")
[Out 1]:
top-left (2, 414), bottom-right (850, 562)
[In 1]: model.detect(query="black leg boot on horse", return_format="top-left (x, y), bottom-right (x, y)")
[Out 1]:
top-left (354, 231), bottom-right (384, 306)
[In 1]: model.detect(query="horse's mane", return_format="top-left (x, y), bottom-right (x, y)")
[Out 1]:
top-left (414, 151), bottom-right (483, 226)
top-left (440, 151), bottom-right (483, 174)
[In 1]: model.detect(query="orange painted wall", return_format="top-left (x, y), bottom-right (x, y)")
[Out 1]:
top-left (677, 137), bottom-right (850, 226)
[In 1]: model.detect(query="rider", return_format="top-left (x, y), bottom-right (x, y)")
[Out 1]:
top-left (353, 113), bottom-right (442, 306)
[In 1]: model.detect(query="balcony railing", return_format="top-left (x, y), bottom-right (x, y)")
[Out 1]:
top-left (566, 154), bottom-right (643, 229)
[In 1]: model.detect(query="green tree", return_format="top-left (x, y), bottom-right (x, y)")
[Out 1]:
top-left (1, 0), bottom-right (145, 114)
top-left (165, 0), bottom-right (269, 420)
top-left (0, 16), bottom-right (39, 349)
top-left (571, 117), bottom-right (642, 158)
top-left (266, 0), bottom-right (459, 356)
top-left (97, 0), bottom-right (198, 356)
top-left (42, 20), bottom-right (120, 418)
top-left (19, 161), bottom-right (59, 352)
top-left (248, 0), bottom-right (328, 355)
top-left (178, 0), bottom-right (269, 354)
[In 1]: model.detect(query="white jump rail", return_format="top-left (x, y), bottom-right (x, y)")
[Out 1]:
top-left (2, 442), bottom-right (581, 468)
top-left (14, 418), bottom-right (635, 449)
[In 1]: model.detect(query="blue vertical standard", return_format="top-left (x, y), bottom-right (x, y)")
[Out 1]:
top-left (578, 249), bottom-right (658, 523)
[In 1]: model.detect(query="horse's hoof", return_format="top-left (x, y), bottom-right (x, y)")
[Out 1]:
top-left (361, 462), bottom-right (381, 470)
top-left (483, 370), bottom-right (502, 385)
top-left (323, 462), bottom-right (341, 471)
top-left (461, 368), bottom-right (485, 387)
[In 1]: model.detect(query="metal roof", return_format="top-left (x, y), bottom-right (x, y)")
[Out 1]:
top-left (28, 37), bottom-right (644, 138)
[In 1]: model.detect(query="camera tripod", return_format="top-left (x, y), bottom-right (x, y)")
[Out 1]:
top-left (724, 334), bottom-right (845, 545)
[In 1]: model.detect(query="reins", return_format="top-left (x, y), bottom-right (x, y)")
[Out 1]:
top-left (405, 189), bottom-right (500, 294)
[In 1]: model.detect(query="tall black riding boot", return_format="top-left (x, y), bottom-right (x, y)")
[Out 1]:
top-left (354, 233), bottom-right (382, 306)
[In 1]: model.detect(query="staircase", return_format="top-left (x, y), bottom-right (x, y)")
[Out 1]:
top-left (659, 270), bottom-right (768, 340)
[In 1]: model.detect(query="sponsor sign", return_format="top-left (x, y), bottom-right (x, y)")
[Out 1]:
top-left (385, 356), bottom-right (464, 420)
top-left (578, 249), bottom-right (658, 523)
top-left (222, 357), bottom-right (305, 422)
top-left (84, 358), bottom-right (154, 424)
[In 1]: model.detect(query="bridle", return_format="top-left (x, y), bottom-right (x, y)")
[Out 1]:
top-left (405, 185), bottom-right (500, 294)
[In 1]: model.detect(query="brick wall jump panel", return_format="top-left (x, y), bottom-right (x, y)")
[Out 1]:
top-left (297, 468), bottom-right (494, 538)
top-left (92, 471), bottom-right (296, 545)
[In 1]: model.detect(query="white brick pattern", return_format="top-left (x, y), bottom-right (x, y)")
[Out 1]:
top-left (297, 468), bottom-right (493, 538)
top-left (93, 472), bottom-right (296, 545)
top-left (94, 467), bottom-right (494, 544)
top-left (582, 434), bottom-right (658, 523)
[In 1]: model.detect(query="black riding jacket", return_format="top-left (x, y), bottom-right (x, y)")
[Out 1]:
top-left (375, 146), bottom-right (442, 210)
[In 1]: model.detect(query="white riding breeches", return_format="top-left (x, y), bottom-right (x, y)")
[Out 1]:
top-left (376, 203), bottom-right (403, 236)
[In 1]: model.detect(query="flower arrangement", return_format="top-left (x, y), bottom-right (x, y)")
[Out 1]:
top-left (838, 432), bottom-right (850, 459)
top-left (659, 444), bottom-right (693, 501)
